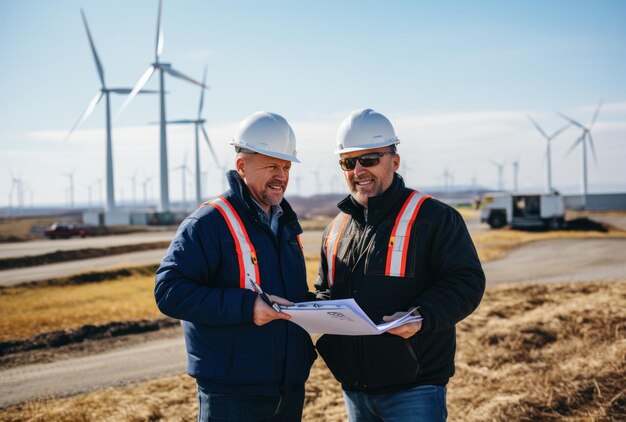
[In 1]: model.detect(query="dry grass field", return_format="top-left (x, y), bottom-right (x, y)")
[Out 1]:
top-left (1, 280), bottom-right (623, 421)
top-left (0, 215), bottom-right (625, 420)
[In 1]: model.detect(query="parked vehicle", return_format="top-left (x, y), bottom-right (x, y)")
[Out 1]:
top-left (44, 222), bottom-right (93, 239)
top-left (480, 192), bottom-right (566, 230)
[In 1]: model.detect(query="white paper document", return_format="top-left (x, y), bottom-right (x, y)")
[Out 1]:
top-left (280, 299), bottom-right (422, 336)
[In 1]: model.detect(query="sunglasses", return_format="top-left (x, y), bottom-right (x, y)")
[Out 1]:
top-left (339, 152), bottom-right (395, 171)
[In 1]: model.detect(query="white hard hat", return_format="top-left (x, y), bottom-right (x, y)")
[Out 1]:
top-left (335, 108), bottom-right (400, 154)
top-left (230, 111), bottom-right (300, 162)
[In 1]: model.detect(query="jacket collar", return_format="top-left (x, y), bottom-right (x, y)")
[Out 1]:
top-left (337, 173), bottom-right (406, 226)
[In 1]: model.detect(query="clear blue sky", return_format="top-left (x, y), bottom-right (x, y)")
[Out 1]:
top-left (1, 0), bottom-right (625, 207)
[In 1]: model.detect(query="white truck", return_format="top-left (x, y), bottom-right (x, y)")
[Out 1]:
top-left (479, 192), bottom-right (566, 230)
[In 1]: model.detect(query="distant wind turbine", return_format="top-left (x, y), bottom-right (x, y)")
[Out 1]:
top-left (511, 158), bottom-right (519, 192)
top-left (128, 169), bottom-right (139, 205)
top-left (63, 168), bottom-right (78, 208)
top-left (558, 100), bottom-right (603, 200)
top-left (9, 171), bottom-right (24, 211)
top-left (172, 153), bottom-right (192, 210)
top-left (142, 175), bottom-right (153, 206)
top-left (490, 160), bottom-right (505, 191)
top-left (156, 66), bottom-right (220, 206)
top-left (117, 0), bottom-right (209, 212)
top-left (66, 10), bottom-right (157, 212)
top-left (527, 115), bottom-right (570, 192)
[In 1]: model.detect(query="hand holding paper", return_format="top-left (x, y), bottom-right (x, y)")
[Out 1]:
top-left (280, 299), bottom-right (423, 336)
top-left (382, 308), bottom-right (422, 339)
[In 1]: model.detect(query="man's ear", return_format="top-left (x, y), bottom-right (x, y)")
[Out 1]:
top-left (236, 155), bottom-right (246, 178)
top-left (393, 154), bottom-right (400, 171)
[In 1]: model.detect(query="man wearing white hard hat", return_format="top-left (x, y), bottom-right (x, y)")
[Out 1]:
top-left (156, 111), bottom-right (316, 421)
top-left (314, 109), bottom-right (485, 421)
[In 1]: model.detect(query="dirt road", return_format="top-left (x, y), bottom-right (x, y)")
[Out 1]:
top-left (0, 231), bottom-right (175, 259)
top-left (483, 237), bottom-right (626, 285)
top-left (2, 235), bottom-right (625, 408)
top-left (0, 334), bottom-right (186, 408)
top-left (0, 249), bottom-right (168, 286)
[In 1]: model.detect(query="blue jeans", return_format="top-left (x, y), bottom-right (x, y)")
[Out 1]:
top-left (197, 384), bottom-right (305, 421)
top-left (343, 385), bottom-right (447, 422)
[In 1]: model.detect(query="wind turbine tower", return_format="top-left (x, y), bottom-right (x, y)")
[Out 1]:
top-left (118, 0), bottom-right (209, 212)
top-left (512, 159), bottom-right (519, 192)
top-left (527, 115), bottom-right (570, 193)
top-left (63, 169), bottom-right (77, 209)
top-left (490, 160), bottom-right (505, 191)
top-left (66, 10), bottom-right (156, 212)
top-left (158, 66), bottom-right (220, 206)
top-left (558, 100), bottom-right (603, 202)
top-left (172, 153), bottom-right (192, 210)
top-left (142, 176), bottom-right (153, 206)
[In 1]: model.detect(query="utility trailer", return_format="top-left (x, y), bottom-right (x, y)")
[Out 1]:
top-left (480, 192), bottom-right (565, 230)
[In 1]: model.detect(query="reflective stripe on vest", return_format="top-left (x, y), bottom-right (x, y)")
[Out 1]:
top-left (385, 191), bottom-right (431, 277)
top-left (324, 213), bottom-right (349, 287)
top-left (204, 196), bottom-right (259, 290)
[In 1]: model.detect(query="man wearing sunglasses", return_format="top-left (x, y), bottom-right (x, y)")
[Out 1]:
top-left (315, 109), bottom-right (485, 421)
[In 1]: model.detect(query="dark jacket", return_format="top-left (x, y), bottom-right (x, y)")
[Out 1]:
top-left (314, 174), bottom-right (485, 393)
top-left (155, 170), bottom-right (316, 396)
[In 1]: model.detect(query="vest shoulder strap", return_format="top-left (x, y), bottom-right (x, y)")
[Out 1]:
top-left (324, 212), bottom-right (350, 287)
top-left (385, 191), bottom-right (432, 277)
top-left (203, 196), bottom-right (259, 289)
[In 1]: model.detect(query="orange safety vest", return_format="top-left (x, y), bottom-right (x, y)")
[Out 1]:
top-left (203, 195), bottom-right (303, 290)
top-left (204, 196), bottom-right (259, 290)
top-left (324, 191), bottom-right (431, 284)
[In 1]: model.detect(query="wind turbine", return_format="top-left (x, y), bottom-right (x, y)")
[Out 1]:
top-left (442, 168), bottom-right (454, 195)
top-left (490, 160), bottom-right (505, 191)
top-left (511, 159), bottom-right (519, 192)
top-left (128, 169), bottom-right (139, 206)
top-left (66, 10), bottom-right (157, 212)
top-left (9, 172), bottom-right (24, 212)
top-left (157, 66), bottom-right (220, 205)
top-left (63, 168), bottom-right (77, 209)
top-left (142, 175), bottom-right (153, 206)
top-left (172, 153), bottom-right (192, 210)
top-left (558, 100), bottom-right (603, 200)
top-left (118, 0), bottom-right (209, 212)
top-left (527, 115), bottom-right (570, 193)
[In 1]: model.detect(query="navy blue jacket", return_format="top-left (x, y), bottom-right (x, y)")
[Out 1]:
top-left (155, 171), bottom-right (316, 396)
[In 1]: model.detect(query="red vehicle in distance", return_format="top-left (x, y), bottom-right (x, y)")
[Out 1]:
top-left (44, 222), bottom-right (93, 239)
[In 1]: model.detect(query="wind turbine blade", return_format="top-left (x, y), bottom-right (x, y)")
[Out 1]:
top-left (163, 66), bottom-right (210, 89)
top-left (167, 119), bottom-right (196, 124)
top-left (589, 99), bottom-right (603, 129)
top-left (116, 65), bottom-right (155, 118)
top-left (65, 91), bottom-right (103, 141)
top-left (527, 115), bottom-right (548, 139)
top-left (564, 136), bottom-right (583, 157)
top-left (588, 133), bottom-right (598, 165)
top-left (198, 65), bottom-right (208, 119)
top-left (550, 122), bottom-right (571, 140)
top-left (109, 88), bottom-right (159, 94)
top-left (80, 9), bottom-right (105, 88)
top-left (155, 0), bottom-right (164, 61)
top-left (557, 112), bottom-right (585, 130)
top-left (201, 125), bottom-right (220, 166)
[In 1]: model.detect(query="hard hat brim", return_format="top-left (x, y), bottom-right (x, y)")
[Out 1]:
top-left (334, 137), bottom-right (400, 155)
top-left (230, 140), bottom-right (300, 163)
